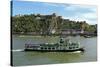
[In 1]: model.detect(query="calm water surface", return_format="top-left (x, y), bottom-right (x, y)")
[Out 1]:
top-left (12, 35), bottom-right (97, 66)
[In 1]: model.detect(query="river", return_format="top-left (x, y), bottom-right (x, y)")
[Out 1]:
top-left (12, 35), bottom-right (97, 66)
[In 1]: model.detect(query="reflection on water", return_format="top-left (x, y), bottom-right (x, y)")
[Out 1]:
top-left (25, 52), bottom-right (84, 62)
top-left (12, 35), bottom-right (97, 66)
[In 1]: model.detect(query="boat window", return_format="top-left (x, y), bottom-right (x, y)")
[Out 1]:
top-left (30, 46), bottom-right (33, 48)
top-left (76, 46), bottom-right (78, 48)
top-left (52, 48), bottom-right (55, 50)
top-left (60, 45), bottom-right (62, 46)
top-left (69, 47), bottom-right (72, 49)
top-left (41, 47), bottom-right (43, 49)
top-left (45, 48), bottom-right (47, 49)
top-left (26, 46), bottom-right (29, 48)
top-left (48, 48), bottom-right (51, 49)
top-left (73, 47), bottom-right (75, 49)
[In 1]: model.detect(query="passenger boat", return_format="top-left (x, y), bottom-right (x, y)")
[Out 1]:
top-left (24, 38), bottom-right (84, 52)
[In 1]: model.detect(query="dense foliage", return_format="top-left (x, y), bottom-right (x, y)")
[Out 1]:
top-left (12, 14), bottom-right (97, 35)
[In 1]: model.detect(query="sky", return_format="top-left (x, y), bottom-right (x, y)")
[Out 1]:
top-left (12, 1), bottom-right (97, 25)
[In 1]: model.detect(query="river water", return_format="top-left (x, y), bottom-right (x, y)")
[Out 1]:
top-left (12, 35), bottom-right (97, 66)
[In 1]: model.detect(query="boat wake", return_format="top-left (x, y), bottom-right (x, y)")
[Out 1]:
top-left (12, 49), bottom-right (24, 52)
top-left (72, 51), bottom-right (82, 53)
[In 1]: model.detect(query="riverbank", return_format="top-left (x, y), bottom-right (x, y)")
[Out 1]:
top-left (12, 33), bottom-right (97, 38)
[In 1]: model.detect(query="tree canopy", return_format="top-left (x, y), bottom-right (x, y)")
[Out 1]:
top-left (12, 14), bottom-right (97, 35)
